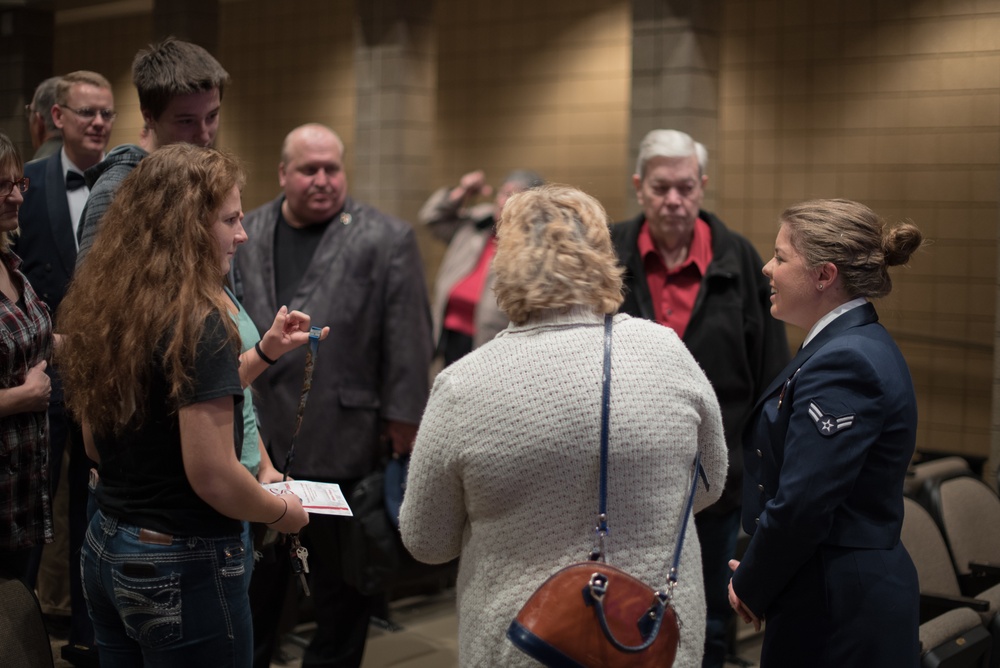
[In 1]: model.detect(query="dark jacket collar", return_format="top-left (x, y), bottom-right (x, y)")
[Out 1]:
top-left (620, 209), bottom-right (740, 272)
top-left (752, 302), bottom-right (879, 413)
top-left (617, 210), bottom-right (742, 322)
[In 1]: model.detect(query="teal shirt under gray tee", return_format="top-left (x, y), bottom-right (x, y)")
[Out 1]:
top-left (226, 287), bottom-right (262, 476)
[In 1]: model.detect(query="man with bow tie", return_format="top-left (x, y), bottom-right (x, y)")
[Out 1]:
top-left (15, 69), bottom-right (115, 665)
top-left (17, 70), bottom-right (114, 311)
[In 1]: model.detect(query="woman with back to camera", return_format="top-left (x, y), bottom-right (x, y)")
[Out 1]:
top-left (58, 144), bottom-right (308, 666)
top-left (0, 133), bottom-right (53, 581)
top-left (399, 183), bottom-right (729, 666)
top-left (728, 199), bottom-right (923, 666)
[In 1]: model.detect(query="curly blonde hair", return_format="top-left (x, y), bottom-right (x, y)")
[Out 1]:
top-left (781, 199), bottom-right (923, 300)
top-left (493, 184), bottom-right (623, 324)
top-left (57, 144), bottom-right (244, 435)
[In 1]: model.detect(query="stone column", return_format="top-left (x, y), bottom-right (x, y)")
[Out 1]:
top-left (352, 0), bottom-right (435, 223)
top-left (0, 4), bottom-right (55, 158)
top-left (628, 0), bottom-right (721, 214)
top-left (992, 224), bottom-right (1000, 489)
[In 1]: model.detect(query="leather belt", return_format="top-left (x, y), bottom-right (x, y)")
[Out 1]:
top-left (138, 528), bottom-right (174, 546)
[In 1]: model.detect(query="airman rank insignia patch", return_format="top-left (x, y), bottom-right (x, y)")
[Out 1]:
top-left (808, 401), bottom-right (854, 436)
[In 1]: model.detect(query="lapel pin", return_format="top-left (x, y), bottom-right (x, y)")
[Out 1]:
top-left (777, 367), bottom-right (801, 410)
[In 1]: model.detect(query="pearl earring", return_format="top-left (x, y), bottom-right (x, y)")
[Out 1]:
top-left (818, 283), bottom-right (824, 290)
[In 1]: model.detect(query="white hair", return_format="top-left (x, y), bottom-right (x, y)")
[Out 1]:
top-left (635, 129), bottom-right (708, 178)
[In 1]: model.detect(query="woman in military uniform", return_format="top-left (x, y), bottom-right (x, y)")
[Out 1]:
top-left (729, 199), bottom-right (923, 667)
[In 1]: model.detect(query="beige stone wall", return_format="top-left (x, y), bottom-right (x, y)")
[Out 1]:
top-left (218, 0), bottom-right (356, 211)
top-left (54, 12), bottom-right (151, 152)
top-left (50, 0), bottom-right (633, 271)
top-left (432, 0), bottom-right (632, 214)
top-left (43, 0), bottom-right (1000, 465)
top-left (716, 0), bottom-right (1000, 460)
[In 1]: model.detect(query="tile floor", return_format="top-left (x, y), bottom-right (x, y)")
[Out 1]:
top-left (266, 591), bottom-right (764, 668)
top-left (49, 591), bottom-right (764, 667)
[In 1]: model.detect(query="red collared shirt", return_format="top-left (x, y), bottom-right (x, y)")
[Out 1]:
top-left (637, 217), bottom-right (713, 339)
top-left (443, 233), bottom-right (497, 337)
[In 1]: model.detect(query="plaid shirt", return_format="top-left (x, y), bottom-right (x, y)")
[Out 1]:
top-left (0, 250), bottom-right (53, 550)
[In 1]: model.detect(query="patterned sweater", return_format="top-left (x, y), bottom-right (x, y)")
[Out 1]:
top-left (399, 310), bottom-right (728, 667)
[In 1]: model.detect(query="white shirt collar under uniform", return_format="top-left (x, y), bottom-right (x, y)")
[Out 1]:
top-left (801, 296), bottom-right (868, 348)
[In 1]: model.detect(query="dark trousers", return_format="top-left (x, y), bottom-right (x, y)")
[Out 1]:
top-left (301, 512), bottom-right (376, 667)
top-left (27, 403), bottom-right (96, 647)
top-left (248, 537), bottom-right (292, 668)
top-left (759, 543), bottom-right (919, 667)
top-left (695, 507), bottom-right (741, 668)
top-left (249, 482), bottom-right (376, 668)
top-left (0, 549), bottom-right (33, 582)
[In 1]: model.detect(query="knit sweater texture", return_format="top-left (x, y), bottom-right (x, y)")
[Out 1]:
top-left (399, 310), bottom-right (728, 667)
top-left (77, 143), bottom-right (148, 264)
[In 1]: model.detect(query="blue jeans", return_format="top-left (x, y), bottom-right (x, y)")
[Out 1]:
top-left (80, 510), bottom-right (252, 667)
top-left (240, 520), bottom-right (255, 592)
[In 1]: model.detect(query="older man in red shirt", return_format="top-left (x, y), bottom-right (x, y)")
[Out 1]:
top-left (610, 129), bottom-right (789, 668)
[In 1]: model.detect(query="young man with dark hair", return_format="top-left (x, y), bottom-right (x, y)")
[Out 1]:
top-left (76, 37), bottom-right (229, 263)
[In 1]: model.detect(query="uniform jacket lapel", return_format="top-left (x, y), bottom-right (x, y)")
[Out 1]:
top-left (751, 302), bottom-right (879, 415)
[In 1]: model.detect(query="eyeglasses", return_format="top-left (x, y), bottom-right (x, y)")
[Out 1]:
top-left (1, 178), bottom-right (29, 198)
top-left (24, 104), bottom-right (35, 119)
top-left (59, 105), bottom-right (118, 122)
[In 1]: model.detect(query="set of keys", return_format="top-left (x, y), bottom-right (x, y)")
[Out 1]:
top-left (283, 326), bottom-right (324, 599)
top-left (289, 534), bottom-right (311, 596)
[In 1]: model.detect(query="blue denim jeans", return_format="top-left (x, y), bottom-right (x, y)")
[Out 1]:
top-left (80, 509), bottom-right (252, 667)
top-left (240, 520), bottom-right (254, 592)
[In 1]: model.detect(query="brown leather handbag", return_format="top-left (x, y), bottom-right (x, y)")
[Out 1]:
top-left (506, 315), bottom-right (704, 668)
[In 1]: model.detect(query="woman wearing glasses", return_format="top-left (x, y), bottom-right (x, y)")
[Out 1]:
top-left (0, 133), bottom-right (54, 581)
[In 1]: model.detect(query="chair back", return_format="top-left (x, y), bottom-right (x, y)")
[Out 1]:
top-left (905, 456), bottom-right (972, 498)
top-left (0, 578), bottom-right (55, 668)
top-left (938, 477), bottom-right (1000, 578)
top-left (902, 497), bottom-right (962, 596)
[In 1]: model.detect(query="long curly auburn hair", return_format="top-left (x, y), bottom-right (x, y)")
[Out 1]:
top-left (57, 144), bottom-right (244, 435)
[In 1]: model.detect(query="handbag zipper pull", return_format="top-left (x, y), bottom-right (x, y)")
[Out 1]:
top-left (591, 513), bottom-right (608, 562)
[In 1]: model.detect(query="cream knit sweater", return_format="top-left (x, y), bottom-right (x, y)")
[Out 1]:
top-left (400, 310), bottom-right (728, 667)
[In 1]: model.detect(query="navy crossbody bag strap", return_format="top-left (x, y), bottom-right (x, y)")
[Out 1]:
top-left (596, 314), bottom-right (613, 538)
top-left (596, 314), bottom-right (705, 580)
